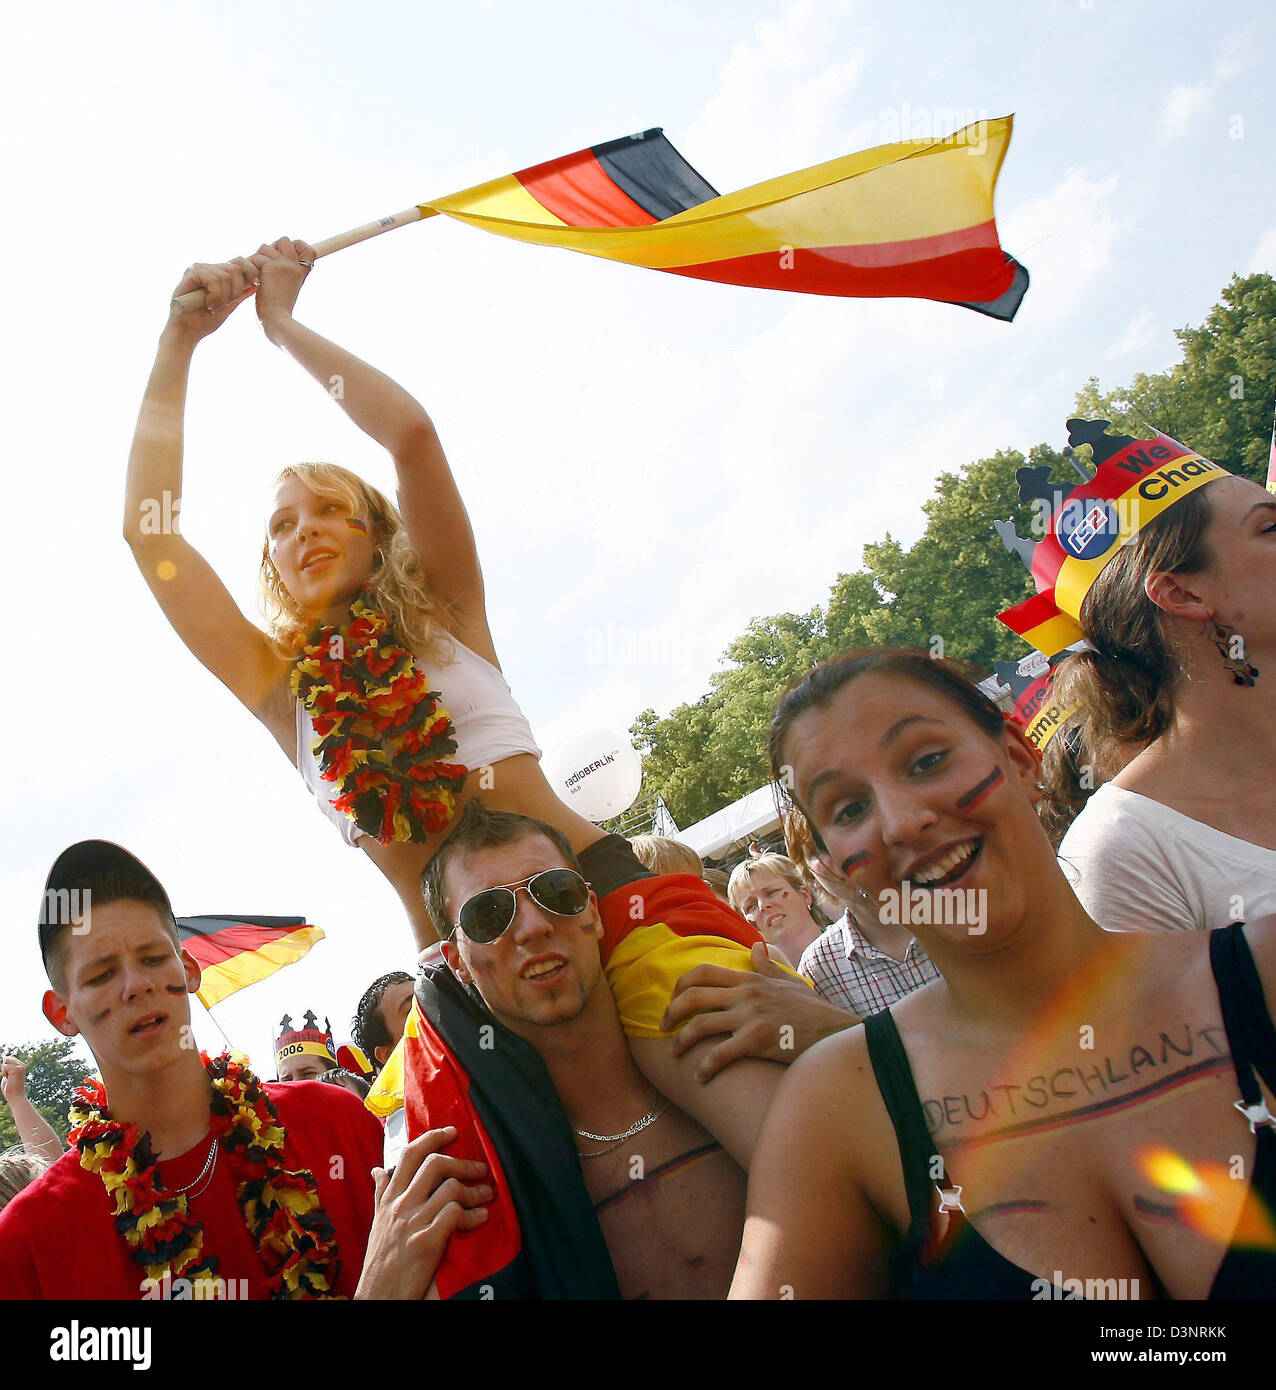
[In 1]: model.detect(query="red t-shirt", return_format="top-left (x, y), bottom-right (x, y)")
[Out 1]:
top-left (0, 1081), bottom-right (382, 1300)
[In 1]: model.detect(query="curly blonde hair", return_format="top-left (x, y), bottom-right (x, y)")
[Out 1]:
top-left (259, 463), bottom-right (456, 664)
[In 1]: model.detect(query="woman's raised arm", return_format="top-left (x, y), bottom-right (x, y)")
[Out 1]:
top-left (252, 239), bottom-right (487, 634)
top-left (124, 261), bottom-right (290, 722)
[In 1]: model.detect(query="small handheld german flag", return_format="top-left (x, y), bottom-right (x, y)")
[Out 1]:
top-left (177, 915), bottom-right (325, 1011)
top-left (174, 117), bottom-right (1028, 320)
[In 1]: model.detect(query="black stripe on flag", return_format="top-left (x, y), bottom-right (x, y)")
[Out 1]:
top-left (593, 129), bottom-right (719, 222)
top-left (176, 914), bottom-right (307, 939)
top-left (959, 255), bottom-right (1030, 323)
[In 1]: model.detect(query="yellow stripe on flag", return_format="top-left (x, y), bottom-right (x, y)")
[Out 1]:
top-left (1017, 610), bottom-right (1086, 659)
top-left (429, 173), bottom-right (569, 227)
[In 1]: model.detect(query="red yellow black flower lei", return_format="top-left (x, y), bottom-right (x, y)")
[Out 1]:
top-left (68, 1052), bottom-right (342, 1299)
top-left (291, 588), bottom-right (469, 843)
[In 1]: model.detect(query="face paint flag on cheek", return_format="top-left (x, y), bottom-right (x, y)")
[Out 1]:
top-left (956, 766), bottom-right (1005, 812)
top-left (346, 518), bottom-right (368, 535)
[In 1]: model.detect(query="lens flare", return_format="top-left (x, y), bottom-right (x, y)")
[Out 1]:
top-left (1142, 1148), bottom-right (1203, 1197)
top-left (1138, 1145), bottom-right (1276, 1249)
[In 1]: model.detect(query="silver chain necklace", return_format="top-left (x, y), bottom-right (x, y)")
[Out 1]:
top-left (575, 1092), bottom-right (671, 1158)
top-left (169, 1136), bottom-right (219, 1198)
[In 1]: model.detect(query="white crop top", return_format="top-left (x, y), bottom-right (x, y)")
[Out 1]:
top-left (295, 634), bottom-right (542, 846)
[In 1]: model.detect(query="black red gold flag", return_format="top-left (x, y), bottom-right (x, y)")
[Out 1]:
top-left (176, 914), bottom-right (325, 1010)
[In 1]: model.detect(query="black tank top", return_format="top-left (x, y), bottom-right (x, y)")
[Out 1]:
top-left (863, 921), bottom-right (1276, 1299)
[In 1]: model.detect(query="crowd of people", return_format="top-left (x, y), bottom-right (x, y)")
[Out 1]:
top-left (1, 240), bottom-right (1274, 1303)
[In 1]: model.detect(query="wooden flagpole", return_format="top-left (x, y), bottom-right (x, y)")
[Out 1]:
top-left (170, 204), bottom-right (442, 315)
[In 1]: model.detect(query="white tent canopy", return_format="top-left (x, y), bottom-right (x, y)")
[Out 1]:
top-left (679, 782), bottom-right (783, 862)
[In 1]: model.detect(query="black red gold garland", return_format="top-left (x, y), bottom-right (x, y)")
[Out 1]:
top-left (290, 589), bottom-right (469, 843)
top-left (68, 1052), bottom-right (342, 1298)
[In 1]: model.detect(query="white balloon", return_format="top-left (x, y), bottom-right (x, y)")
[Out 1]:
top-left (545, 730), bottom-right (644, 824)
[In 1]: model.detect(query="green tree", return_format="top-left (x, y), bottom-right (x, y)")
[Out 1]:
top-left (631, 609), bottom-right (828, 826)
top-left (1073, 272), bottom-right (1276, 483)
top-left (0, 1038), bottom-right (95, 1146)
top-left (838, 444), bottom-right (1064, 670)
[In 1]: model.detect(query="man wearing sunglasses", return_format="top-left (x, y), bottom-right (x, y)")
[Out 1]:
top-left (401, 798), bottom-right (750, 1300)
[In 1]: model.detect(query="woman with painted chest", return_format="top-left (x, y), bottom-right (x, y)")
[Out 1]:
top-left (731, 648), bottom-right (1276, 1300)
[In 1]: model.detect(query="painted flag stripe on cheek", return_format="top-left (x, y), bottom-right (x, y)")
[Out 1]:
top-left (956, 765), bottom-right (1005, 812)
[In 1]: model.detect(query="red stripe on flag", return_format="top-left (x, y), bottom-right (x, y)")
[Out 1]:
top-left (663, 237), bottom-right (1016, 304)
top-left (179, 922), bottom-right (297, 968)
top-left (515, 150), bottom-right (659, 228)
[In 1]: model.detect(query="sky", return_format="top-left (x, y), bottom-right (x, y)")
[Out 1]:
top-left (2, 0), bottom-right (1274, 1079)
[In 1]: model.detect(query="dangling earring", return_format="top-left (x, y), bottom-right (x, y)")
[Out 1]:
top-left (1206, 618), bottom-right (1259, 687)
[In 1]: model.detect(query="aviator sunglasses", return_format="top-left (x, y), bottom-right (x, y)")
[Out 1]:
top-left (451, 869), bottom-right (593, 944)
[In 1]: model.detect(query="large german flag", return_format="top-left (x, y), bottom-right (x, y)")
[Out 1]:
top-left (176, 915), bottom-right (325, 1010)
top-left (401, 967), bottom-right (621, 1301)
top-left (424, 118), bottom-right (1027, 319)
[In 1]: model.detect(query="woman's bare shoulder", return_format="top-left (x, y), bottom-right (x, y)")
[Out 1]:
top-left (779, 1018), bottom-right (888, 1130)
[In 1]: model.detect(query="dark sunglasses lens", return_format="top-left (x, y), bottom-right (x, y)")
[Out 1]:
top-left (459, 888), bottom-right (516, 943)
top-left (529, 870), bottom-right (589, 915)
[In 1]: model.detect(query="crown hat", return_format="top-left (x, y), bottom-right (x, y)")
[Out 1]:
top-left (991, 644), bottom-right (1086, 754)
top-left (274, 1009), bottom-right (338, 1069)
top-left (995, 418), bottom-right (1228, 657)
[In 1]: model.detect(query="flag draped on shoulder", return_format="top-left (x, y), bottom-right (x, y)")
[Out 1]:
top-left (399, 969), bottom-right (621, 1301)
top-left (176, 915), bottom-right (324, 1010)
top-left (423, 117), bottom-right (1027, 319)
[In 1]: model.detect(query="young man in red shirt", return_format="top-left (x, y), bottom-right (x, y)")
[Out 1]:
top-left (0, 840), bottom-right (490, 1300)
